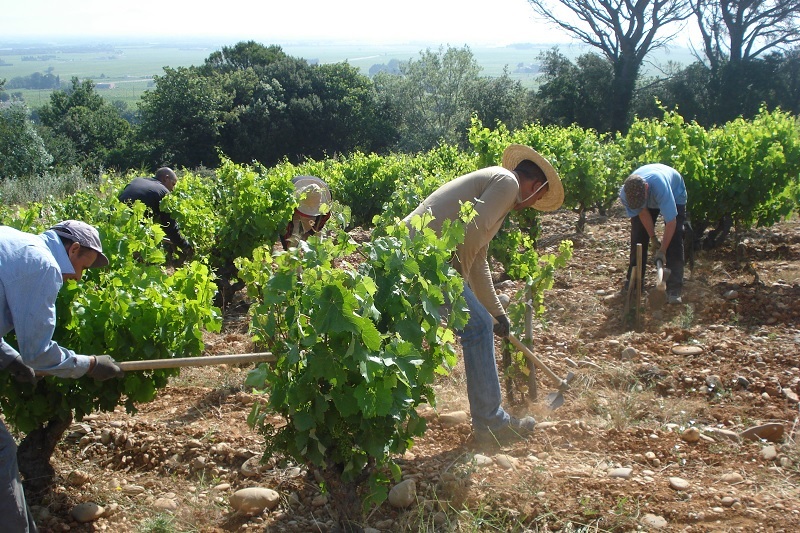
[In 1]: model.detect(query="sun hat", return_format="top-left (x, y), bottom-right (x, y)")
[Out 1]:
top-left (292, 176), bottom-right (332, 217)
top-left (49, 220), bottom-right (110, 268)
top-left (502, 144), bottom-right (564, 212)
top-left (622, 174), bottom-right (646, 210)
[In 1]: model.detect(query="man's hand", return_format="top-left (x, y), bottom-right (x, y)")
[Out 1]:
top-left (493, 314), bottom-right (510, 338)
top-left (653, 249), bottom-right (667, 266)
top-left (5, 355), bottom-right (37, 384)
top-left (87, 355), bottom-right (125, 381)
top-left (649, 235), bottom-right (661, 255)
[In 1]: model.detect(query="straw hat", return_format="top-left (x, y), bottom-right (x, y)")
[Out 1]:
top-left (292, 176), bottom-right (331, 216)
top-left (501, 144), bottom-right (564, 212)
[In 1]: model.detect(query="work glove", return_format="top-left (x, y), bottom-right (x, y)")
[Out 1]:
top-left (3, 354), bottom-right (38, 384)
top-left (493, 314), bottom-right (511, 338)
top-left (87, 355), bottom-right (125, 381)
top-left (653, 249), bottom-right (667, 266)
top-left (649, 235), bottom-right (661, 255)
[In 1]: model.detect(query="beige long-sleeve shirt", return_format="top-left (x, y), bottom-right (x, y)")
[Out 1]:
top-left (403, 166), bottom-right (519, 317)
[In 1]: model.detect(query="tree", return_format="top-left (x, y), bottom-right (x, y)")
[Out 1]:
top-left (374, 46), bottom-right (482, 152)
top-left (137, 67), bottom-right (232, 168)
top-left (0, 102), bottom-right (53, 179)
top-left (527, 0), bottom-right (691, 133)
top-left (37, 77), bottom-right (131, 174)
top-left (690, 0), bottom-right (800, 70)
top-left (535, 49), bottom-right (615, 132)
top-left (465, 68), bottom-right (533, 132)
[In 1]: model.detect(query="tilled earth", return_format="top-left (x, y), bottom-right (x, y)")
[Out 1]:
top-left (26, 207), bottom-right (800, 532)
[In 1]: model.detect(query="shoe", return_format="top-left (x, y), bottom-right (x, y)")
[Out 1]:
top-left (473, 416), bottom-right (536, 446)
top-left (667, 294), bottom-right (683, 304)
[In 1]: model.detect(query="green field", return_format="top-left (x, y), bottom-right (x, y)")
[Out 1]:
top-left (0, 39), bottom-right (696, 108)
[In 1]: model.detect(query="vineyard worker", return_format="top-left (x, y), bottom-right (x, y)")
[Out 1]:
top-left (619, 163), bottom-right (687, 304)
top-left (118, 167), bottom-right (194, 260)
top-left (279, 176), bottom-right (333, 250)
top-left (404, 144), bottom-right (564, 445)
top-left (1, 219), bottom-right (124, 533)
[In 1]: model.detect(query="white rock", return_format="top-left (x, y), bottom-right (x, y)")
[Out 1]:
top-left (229, 487), bottom-right (281, 515)
top-left (720, 472), bottom-right (744, 484)
top-left (122, 484), bottom-right (146, 496)
top-left (154, 498), bottom-right (178, 511)
top-left (641, 513), bottom-right (668, 529)
top-left (71, 502), bottom-right (104, 523)
top-left (438, 411), bottom-right (469, 428)
top-left (609, 467), bottom-right (633, 479)
top-left (761, 445), bottom-right (778, 461)
top-left (388, 479), bottom-right (416, 508)
top-left (669, 477), bottom-right (690, 490)
top-left (495, 454), bottom-right (519, 470)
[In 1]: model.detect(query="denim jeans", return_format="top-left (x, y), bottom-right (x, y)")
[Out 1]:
top-left (0, 420), bottom-right (38, 533)
top-left (457, 285), bottom-right (511, 431)
top-left (626, 204), bottom-right (686, 297)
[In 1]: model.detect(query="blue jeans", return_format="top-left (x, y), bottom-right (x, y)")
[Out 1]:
top-left (457, 285), bottom-right (511, 431)
top-left (1, 420), bottom-right (38, 533)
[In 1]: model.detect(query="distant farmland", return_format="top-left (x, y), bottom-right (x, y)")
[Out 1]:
top-left (0, 39), bottom-right (695, 108)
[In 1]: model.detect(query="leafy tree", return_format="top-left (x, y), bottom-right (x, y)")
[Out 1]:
top-left (0, 102), bottom-right (53, 179)
top-left (201, 40), bottom-right (287, 73)
top-left (137, 67), bottom-right (232, 168)
top-left (37, 77), bottom-right (131, 174)
top-left (535, 49), bottom-right (614, 132)
top-left (465, 68), bottom-right (533, 132)
top-left (374, 46), bottom-right (482, 152)
top-left (526, 0), bottom-right (692, 133)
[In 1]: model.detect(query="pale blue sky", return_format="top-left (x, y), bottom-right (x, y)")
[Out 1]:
top-left (2, 0), bottom-right (575, 46)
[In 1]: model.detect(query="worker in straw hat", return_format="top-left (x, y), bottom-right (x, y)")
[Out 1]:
top-left (280, 176), bottom-right (333, 250)
top-left (403, 144), bottom-right (564, 446)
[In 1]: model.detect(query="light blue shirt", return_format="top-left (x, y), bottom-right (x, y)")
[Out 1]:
top-left (619, 164), bottom-right (687, 222)
top-left (0, 226), bottom-right (91, 377)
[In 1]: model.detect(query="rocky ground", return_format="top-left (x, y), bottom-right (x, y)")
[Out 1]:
top-left (23, 206), bottom-right (800, 532)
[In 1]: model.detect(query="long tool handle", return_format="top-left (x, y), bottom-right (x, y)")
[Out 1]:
top-left (117, 352), bottom-right (275, 371)
top-left (506, 333), bottom-right (567, 389)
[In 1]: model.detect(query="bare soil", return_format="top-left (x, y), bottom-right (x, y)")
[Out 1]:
top-left (32, 206), bottom-right (800, 532)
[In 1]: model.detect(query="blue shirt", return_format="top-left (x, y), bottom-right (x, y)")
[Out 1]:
top-left (619, 164), bottom-right (687, 222)
top-left (0, 226), bottom-right (91, 377)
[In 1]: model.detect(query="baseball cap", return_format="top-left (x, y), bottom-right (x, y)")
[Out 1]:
top-left (49, 220), bottom-right (110, 268)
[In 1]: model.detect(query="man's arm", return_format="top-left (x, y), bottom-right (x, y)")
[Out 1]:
top-left (5, 264), bottom-right (92, 377)
top-left (637, 209), bottom-right (656, 238)
top-left (661, 219), bottom-right (677, 251)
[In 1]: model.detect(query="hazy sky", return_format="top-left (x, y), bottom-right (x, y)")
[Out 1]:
top-left (2, 0), bottom-right (576, 46)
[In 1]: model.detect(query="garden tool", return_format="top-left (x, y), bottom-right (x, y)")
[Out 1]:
top-left (506, 332), bottom-right (574, 410)
top-left (117, 352), bottom-right (275, 371)
top-left (648, 258), bottom-right (671, 310)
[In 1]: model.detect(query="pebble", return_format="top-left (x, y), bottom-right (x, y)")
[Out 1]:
top-left (721, 496), bottom-right (737, 507)
top-left (153, 497), bottom-right (178, 511)
top-left (229, 487), bottom-right (281, 515)
top-left (720, 472), bottom-right (744, 484)
top-left (122, 484), bottom-right (146, 496)
top-left (621, 346), bottom-right (638, 361)
top-left (641, 513), bottom-right (668, 528)
top-left (388, 479), bottom-right (416, 508)
top-left (761, 445), bottom-right (778, 461)
top-left (669, 477), bottom-right (690, 491)
top-left (740, 423), bottom-right (784, 442)
top-left (609, 467), bottom-right (633, 479)
top-left (495, 454), bottom-right (519, 470)
top-left (473, 454), bottom-right (493, 466)
top-left (681, 427), bottom-right (701, 443)
top-left (67, 470), bottom-right (91, 487)
top-left (70, 502), bottom-right (104, 523)
top-left (438, 410), bottom-right (469, 428)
